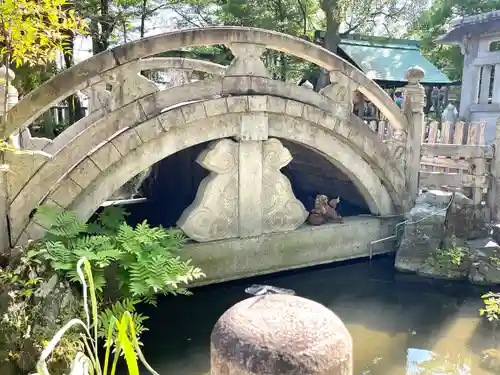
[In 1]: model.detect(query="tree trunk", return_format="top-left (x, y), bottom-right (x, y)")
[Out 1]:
top-left (140, 0), bottom-right (147, 38)
top-left (63, 35), bottom-right (85, 126)
top-left (91, 0), bottom-right (112, 55)
top-left (316, 0), bottom-right (341, 91)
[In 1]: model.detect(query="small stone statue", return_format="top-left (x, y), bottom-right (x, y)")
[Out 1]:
top-left (307, 195), bottom-right (343, 225)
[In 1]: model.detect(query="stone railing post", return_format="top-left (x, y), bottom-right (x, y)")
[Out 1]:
top-left (210, 294), bottom-right (352, 375)
top-left (0, 65), bottom-right (18, 254)
top-left (490, 117), bottom-right (500, 223)
top-left (403, 66), bottom-right (426, 206)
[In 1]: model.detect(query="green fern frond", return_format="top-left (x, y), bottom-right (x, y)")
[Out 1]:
top-left (37, 208), bottom-right (87, 240)
top-left (89, 206), bottom-right (129, 235)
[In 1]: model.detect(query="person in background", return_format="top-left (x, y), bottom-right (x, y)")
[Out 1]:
top-left (394, 91), bottom-right (403, 108)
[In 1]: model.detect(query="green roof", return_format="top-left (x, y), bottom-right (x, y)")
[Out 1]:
top-left (339, 38), bottom-right (452, 84)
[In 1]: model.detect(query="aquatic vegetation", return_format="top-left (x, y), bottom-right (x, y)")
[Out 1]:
top-left (480, 292), bottom-right (500, 322)
top-left (32, 258), bottom-right (159, 375)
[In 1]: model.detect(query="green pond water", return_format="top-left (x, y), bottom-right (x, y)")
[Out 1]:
top-left (137, 255), bottom-right (500, 374)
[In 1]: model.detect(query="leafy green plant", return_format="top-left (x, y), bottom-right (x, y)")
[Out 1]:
top-left (0, 248), bottom-right (81, 375)
top-left (31, 205), bottom-right (205, 300)
top-left (426, 236), bottom-right (467, 269)
top-left (28, 205), bottom-right (204, 348)
top-left (33, 257), bottom-right (159, 375)
top-left (480, 292), bottom-right (500, 322)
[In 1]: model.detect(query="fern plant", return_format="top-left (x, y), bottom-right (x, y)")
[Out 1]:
top-left (30, 204), bottom-right (205, 345)
top-left (116, 221), bottom-right (204, 299)
top-left (32, 205), bottom-right (204, 300)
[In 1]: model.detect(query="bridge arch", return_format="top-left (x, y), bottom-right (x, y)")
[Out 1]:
top-left (7, 27), bottom-right (410, 137)
top-left (3, 26), bottom-right (418, 247)
top-left (19, 97), bottom-right (402, 244)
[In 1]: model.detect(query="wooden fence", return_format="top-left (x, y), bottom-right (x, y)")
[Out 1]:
top-left (367, 119), bottom-right (494, 209)
top-left (419, 120), bottom-right (491, 206)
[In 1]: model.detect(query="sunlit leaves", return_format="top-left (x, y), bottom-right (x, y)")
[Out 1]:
top-left (0, 0), bottom-right (87, 67)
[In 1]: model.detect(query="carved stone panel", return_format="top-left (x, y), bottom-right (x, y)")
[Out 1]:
top-left (177, 137), bottom-right (307, 242)
top-left (177, 139), bottom-right (239, 242)
top-left (262, 138), bottom-right (308, 233)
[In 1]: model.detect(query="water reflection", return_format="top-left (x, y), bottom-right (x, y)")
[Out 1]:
top-left (138, 255), bottom-right (499, 375)
top-left (406, 349), bottom-right (471, 374)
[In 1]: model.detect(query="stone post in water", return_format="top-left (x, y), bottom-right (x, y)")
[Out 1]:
top-left (210, 293), bottom-right (352, 375)
top-left (403, 66), bottom-right (426, 206)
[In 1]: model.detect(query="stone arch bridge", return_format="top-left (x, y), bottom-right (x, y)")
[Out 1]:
top-left (1, 27), bottom-right (425, 284)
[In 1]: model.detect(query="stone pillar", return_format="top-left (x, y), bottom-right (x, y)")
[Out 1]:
top-left (0, 65), bottom-right (18, 254)
top-left (479, 65), bottom-right (492, 104)
top-left (493, 64), bottom-right (500, 104)
top-left (403, 66), bottom-right (425, 205)
top-left (458, 38), bottom-right (480, 117)
top-left (210, 294), bottom-right (352, 375)
top-left (490, 117), bottom-right (500, 222)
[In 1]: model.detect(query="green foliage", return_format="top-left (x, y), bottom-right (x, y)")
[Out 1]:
top-left (409, 0), bottom-right (500, 82)
top-left (480, 292), bottom-right (500, 322)
top-left (426, 237), bottom-right (467, 269)
top-left (32, 205), bottom-right (204, 301)
top-left (0, 249), bottom-right (81, 375)
top-left (435, 246), bottom-right (466, 267)
top-left (28, 204), bottom-right (204, 353)
top-left (33, 258), bottom-right (159, 375)
top-left (12, 61), bottom-right (58, 97)
top-left (0, 0), bottom-right (86, 67)
top-left (97, 298), bottom-right (148, 343)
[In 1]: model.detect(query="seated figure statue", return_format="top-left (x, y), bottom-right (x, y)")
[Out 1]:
top-left (307, 195), bottom-right (343, 225)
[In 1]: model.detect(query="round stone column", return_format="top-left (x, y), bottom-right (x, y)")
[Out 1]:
top-left (210, 294), bottom-right (352, 375)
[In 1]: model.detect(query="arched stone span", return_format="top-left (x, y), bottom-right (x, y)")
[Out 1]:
top-left (18, 99), bottom-right (404, 245)
top-left (39, 58), bottom-right (226, 155)
top-left (8, 78), bottom-right (406, 242)
top-left (139, 57), bottom-right (226, 75)
top-left (7, 27), bottom-right (409, 137)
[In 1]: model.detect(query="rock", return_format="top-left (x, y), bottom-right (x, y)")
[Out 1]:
top-left (395, 190), bottom-right (452, 273)
top-left (211, 294), bottom-right (352, 375)
top-left (34, 274), bottom-right (75, 331)
top-left (396, 189), bottom-right (487, 281)
top-left (418, 244), bottom-right (471, 280)
top-left (491, 223), bottom-right (500, 244)
top-left (446, 191), bottom-right (487, 240)
top-left (468, 238), bottom-right (500, 285)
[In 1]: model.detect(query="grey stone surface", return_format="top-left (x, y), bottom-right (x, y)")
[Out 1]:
top-left (396, 189), bottom-right (491, 282)
top-left (178, 137), bottom-right (307, 242)
top-left (445, 191), bottom-right (488, 241)
top-left (395, 190), bottom-right (452, 274)
top-left (10, 89), bottom-right (406, 246)
top-left (180, 216), bottom-right (399, 287)
top-left (261, 138), bottom-right (308, 233)
top-left (211, 294), bottom-right (352, 375)
top-left (468, 238), bottom-right (500, 285)
top-left (177, 139), bottom-right (239, 242)
top-left (7, 27), bottom-right (410, 139)
top-left (491, 223), bottom-right (500, 244)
